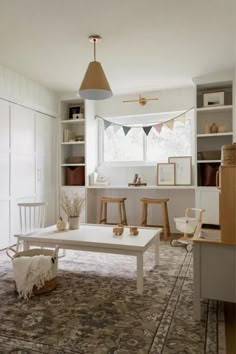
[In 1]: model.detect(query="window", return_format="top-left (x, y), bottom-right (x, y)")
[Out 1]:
top-left (101, 110), bottom-right (193, 164)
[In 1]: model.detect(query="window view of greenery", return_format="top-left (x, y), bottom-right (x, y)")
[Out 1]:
top-left (103, 111), bottom-right (192, 163)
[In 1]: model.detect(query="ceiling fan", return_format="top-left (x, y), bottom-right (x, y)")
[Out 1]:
top-left (123, 95), bottom-right (158, 106)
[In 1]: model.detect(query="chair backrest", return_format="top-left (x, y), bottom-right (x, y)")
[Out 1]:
top-left (18, 202), bottom-right (47, 235)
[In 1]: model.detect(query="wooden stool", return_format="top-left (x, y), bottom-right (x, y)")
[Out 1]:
top-left (140, 198), bottom-right (170, 240)
top-left (99, 197), bottom-right (128, 225)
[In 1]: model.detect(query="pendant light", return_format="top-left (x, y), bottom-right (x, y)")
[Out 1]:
top-left (78, 35), bottom-right (113, 100)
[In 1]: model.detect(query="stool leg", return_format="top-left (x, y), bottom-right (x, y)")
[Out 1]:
top-left (121, 201), bottom-right (127, 225)
top-left (99, 201), bottom-right (104, 223)
top-left (118, 202), bottom-right (122, 224)
top-left (104, 202), bottom-right (107, 224)
top-left (142, 202), bottom-right (148, 226)
top-left (162, 202), bottom-right (170, 240)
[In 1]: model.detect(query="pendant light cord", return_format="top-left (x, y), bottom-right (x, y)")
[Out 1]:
top-left (93, 39), bottom-right (96, 61)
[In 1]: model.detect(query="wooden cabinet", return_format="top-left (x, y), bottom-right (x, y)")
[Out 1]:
top-left (219, 166), bottom-right (236, 243)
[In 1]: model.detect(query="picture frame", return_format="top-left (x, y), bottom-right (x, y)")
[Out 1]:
top-left (168, 156), bottom-right (192, 185)
top-left (68, 105), bottom-right (81, 120)
top-left (157, 163), bottom-right (175, 185)
top-left (203, 92), bottom-right (224, 107)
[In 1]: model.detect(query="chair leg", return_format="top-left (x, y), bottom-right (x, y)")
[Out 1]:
top-left (162, 202), bottom-right (170, 240)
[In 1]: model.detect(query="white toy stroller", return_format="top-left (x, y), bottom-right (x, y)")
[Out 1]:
top-left (171, 208), bottom-right (205, 252)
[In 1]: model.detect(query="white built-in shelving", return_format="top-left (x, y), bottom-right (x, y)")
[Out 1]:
top-left (194, 75), bottom-right (234, 226)
top-left (197, 132), bottom-right (233, 138)
top-left (196, 105), bottom-right (233, 112)
top-left (60, 99), bottom-right (86, 188)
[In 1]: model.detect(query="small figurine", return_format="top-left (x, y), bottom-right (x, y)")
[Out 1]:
top-left (56, 217), bottom-right (66, 232)
top-left (113, 226), bottom-right (124, 236)
top-left (129, 227), bottom-right (139, 236)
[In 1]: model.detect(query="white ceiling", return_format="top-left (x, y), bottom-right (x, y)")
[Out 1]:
top-left (0, 0), bottom-right (235, 95)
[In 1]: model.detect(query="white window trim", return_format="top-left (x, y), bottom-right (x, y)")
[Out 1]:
top-left (98, 114), bottom-right (195, 167)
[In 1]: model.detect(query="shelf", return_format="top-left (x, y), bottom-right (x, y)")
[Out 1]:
top-left (61, 164), bottom-right (86, 167)
top-left (197, 160), bottom-right (221, 163)
top-left (197, 132), bottom-right (233, 138)
top-left (61, 141), bottom-right (85, 145)
top-left (87, 185), bottom-right (195, 190)
top-left (61, 119), bottom-right (85, 124)
top-left (197, 105), bottom-right (233, 113)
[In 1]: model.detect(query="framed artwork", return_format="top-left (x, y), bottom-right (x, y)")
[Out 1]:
top-left (68, 105), bottom-right (81, 120)
top-left (168, 156), bottom-right (192, 185)
top-left (157, 163), bottom-right (175, 185)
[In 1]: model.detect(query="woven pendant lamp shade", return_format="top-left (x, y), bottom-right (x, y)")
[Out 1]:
top-left (78, 61), bottom-right (112, 100)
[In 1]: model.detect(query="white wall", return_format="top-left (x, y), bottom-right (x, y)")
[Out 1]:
top-left (95, 87), bottom-right (194, 118)
top-left (0, 64), bottom-right (58, 116)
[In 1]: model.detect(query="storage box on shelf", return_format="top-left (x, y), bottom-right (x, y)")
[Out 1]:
top-left (195, 79), bottom-right (234, 226)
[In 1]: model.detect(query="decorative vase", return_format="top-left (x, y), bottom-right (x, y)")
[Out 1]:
top-left (210, 123), bottom-right (218, 134)
top-left (69, 216), bottom-right (80, 230)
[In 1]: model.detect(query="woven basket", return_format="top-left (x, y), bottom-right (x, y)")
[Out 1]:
top-left (6, 247), bottom-right (59, 296)
top-left (221, 143), bottom-right (236, 166)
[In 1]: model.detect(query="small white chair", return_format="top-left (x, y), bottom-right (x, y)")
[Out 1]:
top-left (16, 202), bottom-right (47, 252)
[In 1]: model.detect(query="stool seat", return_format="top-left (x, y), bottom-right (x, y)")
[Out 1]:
top-left (140, 198), bottom-right (169, 204)
top-left (140, 198), bottom-right (170, 240)
top-left (99, 197), bottom-right (127, 225)
top-left (100, 197), bottom-right (127, 203)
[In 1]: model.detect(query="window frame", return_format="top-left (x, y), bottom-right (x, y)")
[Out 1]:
top-left (98, 113), bottom-right (194, 167)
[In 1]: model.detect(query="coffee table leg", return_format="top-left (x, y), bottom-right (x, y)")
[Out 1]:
top-left (137, 253), bottom-right (143, 294)
top-left (154, 234), bottom-right (160, 266)
top-left (23, 240), bottom-right (29, 251)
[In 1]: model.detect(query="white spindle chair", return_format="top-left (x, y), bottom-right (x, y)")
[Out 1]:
top-left (16, 202), bottom-right (47, 252)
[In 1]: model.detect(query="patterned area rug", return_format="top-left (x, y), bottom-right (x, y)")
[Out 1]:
top-left (0, 243), bottom-right (225, 354)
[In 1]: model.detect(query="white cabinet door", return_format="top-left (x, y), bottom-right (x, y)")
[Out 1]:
top-left (35, 113), bottom-right (56, 226)
top-left (195, 188), bottom-right (219, 225)
top-left (11, 104), bottom-right (35, 198)
top-left (0, 201), bottom-right (10, 249)
top-left (0, 99), bottom-right (10, 249)
top-left (0, 99), bottom-right (10, 198)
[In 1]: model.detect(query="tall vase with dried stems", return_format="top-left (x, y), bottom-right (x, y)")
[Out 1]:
top-left (61, 192), bottom-right (85, 230)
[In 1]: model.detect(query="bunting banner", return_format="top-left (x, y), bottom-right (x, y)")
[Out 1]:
top-left (154, 123), bottom-right (163, 134)
top-left (143, 126), bottom-right (152, 136)
top-left (104, 121), bottom-right (112, 130)
top-left (113, 125), bottom-right (121, 134)
top-left (123, 126), bottom-right (131, 136)
top-left (97, 107), bottom-right (193, 136)
top-left (166, 119), bottom-right (174, 130)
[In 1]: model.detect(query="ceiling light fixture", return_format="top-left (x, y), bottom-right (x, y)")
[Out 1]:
top-left (123, 95), bottom-right (159, 106)
top-left (78, 35), bottom-right (113, 100)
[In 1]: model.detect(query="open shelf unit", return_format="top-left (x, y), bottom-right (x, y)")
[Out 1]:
top-left (196, 81), bottom-right (233, 187)
top-left (60, 99), bottom-right (86, 187)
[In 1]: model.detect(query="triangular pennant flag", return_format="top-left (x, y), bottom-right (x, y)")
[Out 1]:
top-left (154, 123), bottom-right (163, 134)
top-left (177, 113), bottom-right (186, 124)
top-left (166, 119), bottom-right (174, 130)
top-left (104, 120), bottom-right (112, 130)
top-left (122, 126), bottom-right (131, 136)
top-left (143, 126), bottom-right (152, 136)
top-left (113, 124), bottom-right (121, 134)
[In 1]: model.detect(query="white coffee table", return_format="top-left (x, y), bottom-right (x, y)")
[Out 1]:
top-left (15, 224), bottom-right (161, 294)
